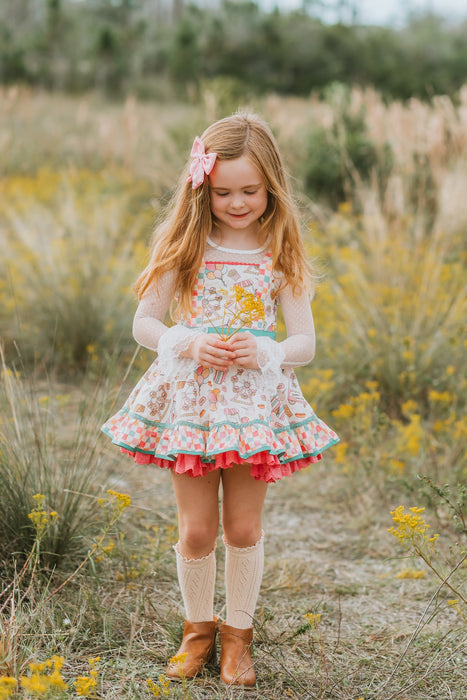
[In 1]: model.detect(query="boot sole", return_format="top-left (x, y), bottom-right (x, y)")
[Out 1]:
top-left (221, 680), bottom-right (256, 690)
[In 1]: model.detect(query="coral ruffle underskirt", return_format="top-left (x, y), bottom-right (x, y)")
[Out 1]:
top-left (119, 446), bottom-right (322, 483)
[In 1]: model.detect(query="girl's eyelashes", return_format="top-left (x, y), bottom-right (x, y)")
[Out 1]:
top-left (213, 190), bottom-right (259, 197)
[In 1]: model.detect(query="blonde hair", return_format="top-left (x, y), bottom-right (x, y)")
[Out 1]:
top-left (135, 112), bottom-right (312, 319)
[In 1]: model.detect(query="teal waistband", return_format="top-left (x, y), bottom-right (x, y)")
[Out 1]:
top-left (206, 327), bottom-right (276, 339)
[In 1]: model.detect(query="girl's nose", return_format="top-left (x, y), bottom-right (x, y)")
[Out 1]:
top-left (231, 194), bottom-right (245, 209)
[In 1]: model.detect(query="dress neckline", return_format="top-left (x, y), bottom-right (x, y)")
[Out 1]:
top-left (206, 235), bottom-right (267, 255)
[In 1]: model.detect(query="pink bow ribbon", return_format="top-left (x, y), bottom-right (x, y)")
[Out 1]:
top-left (187, 137), bottom-right (217, 189)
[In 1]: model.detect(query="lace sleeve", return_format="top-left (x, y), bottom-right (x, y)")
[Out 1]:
top-left (132, 270), bottom-right (176, 351)
top-left (278, 285), bottom-right (316, 367)
top-left (255, 286), bottom-right (315, 386)
top-left (132, 269), bottom-right (204, 377)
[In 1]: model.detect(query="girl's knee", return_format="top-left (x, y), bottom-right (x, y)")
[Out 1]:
top-left (222, 520), bottom-right (262, 548)
top-left (178, 522), bottom-right (218, 557)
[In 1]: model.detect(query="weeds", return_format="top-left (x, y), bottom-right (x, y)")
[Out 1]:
top-left (0, 350), bottom-right (110, 567)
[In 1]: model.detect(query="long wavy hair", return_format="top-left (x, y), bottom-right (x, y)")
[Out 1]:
top-left (135, 112), bottom-right (313, 319)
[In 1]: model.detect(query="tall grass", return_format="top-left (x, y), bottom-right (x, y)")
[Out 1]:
top-left (0, 349), bottom-right (112, 567)
top-left (1, 168), bottom-right (153, 373)
top-left (309, 208), bottom-right (467, 416)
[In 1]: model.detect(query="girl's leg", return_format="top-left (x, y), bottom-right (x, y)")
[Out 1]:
top-left (171, 470), bottom-right (221, 622)
top-left (221, 464), bottom-right (268, 629)
top-left (219, 464), bottom-right (268, 687)
top-left (166, 471), bottom-right (221, 680)
top-left (172, 470), bottom-right (221, 559)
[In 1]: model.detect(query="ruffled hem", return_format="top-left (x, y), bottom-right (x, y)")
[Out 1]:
top-left (119, 447), bottom-right (322, 483)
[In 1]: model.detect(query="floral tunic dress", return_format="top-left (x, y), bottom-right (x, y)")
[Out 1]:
top-left (101, 240), bottom-right (339, 482)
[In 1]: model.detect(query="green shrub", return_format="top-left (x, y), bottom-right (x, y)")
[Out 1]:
top-left (304, 84), bottom-right (392, 207)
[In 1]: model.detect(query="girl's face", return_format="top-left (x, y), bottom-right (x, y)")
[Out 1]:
top-left (209, 156), bottom-right (268, 240)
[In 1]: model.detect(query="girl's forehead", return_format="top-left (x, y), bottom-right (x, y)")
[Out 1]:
top-left (209, 155), bottom-right (263, 187)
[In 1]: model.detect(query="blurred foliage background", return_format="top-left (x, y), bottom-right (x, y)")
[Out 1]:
top-left (1, 0), bottom-right (467, 100)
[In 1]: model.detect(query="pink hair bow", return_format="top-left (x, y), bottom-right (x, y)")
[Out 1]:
top-left (187, 136), bottom-right (217, 189)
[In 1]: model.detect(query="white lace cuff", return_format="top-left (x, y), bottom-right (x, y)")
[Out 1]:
top-left (156, 325), bottom-right (203, 379)
top-left (256, 336), bottom-right (285, 389)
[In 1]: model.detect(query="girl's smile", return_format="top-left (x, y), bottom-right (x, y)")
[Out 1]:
top-left (209, 156), bottom-right (268, 243)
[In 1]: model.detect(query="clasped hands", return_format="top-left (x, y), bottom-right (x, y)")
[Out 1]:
top-left (184, 332), bottom-right (259, 371)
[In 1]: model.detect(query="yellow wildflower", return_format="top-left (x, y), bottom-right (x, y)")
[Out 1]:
top-left (28, 494), bottom-right (58, 539)
top-left (74, 657), bottom-right (99, 697)
top-left (388, 459), bottom-right (405, 474)
top-left (48, 670), bottom-right (68, 691)
top-left (169, 652), bottom-right (188, 666)
top-left (395, 413), bottom-right (423, 456)
top-left (428, 390), bottom-right (453, 404)
top-left (29, 663), bottom-right (47, 674)
top-left (0, 677), bottom-right (17, 700)
top-left (395, 568), bottom-right (426, 579)
top-left (20, 655), bottom-right (68, 696)
top-left (106, 489), bottom-right (131, 509)
top-left (74, 676), bottom-right (97, 697)
top-left (332, 403), bottom-right (354, 419)
top-left (388, 506), bottom-right (439, 559)
top-left (207, 285), bottom-right (265, 340)
top-left (304, 612), bottom-right (322, 630)
top-left (334, 442), bottom-right (348, 464)
top-left (19, 674), bottom-right (49, 695)
top-left (338, 201), bottom-right (352, 215)
top-left (146, 679), bottom-right (161, 697)
top-left (158, 676), bottom-right (171, 694)
top-left (146, 676), bottom-right (171, 697)
top-left (401, 400), bottom-right (418, 416)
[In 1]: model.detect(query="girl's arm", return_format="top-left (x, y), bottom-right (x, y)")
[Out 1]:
top-left (277, 285), bottom-right (316, 367)
top-left (132, 270), bottom-right (176, 350)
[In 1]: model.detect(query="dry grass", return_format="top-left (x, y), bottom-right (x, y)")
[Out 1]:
top-left (0, 86), bottom-right (466, 698)
top-left (2, 422), bottom-right (463, 699)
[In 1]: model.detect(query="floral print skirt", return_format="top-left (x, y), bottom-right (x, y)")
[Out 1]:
top-left (102, 359), bottom-right (339, 483)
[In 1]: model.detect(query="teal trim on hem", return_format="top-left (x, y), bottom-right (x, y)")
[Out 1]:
top-left (116, 406), bottom-right (321, 434)
top-left (101, 427), bottom-right (340, 463)
top-left (103, 432), bottom-right (338, 463)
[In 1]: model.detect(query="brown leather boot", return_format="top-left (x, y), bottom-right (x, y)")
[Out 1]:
top-left (220, 622), bottom-right (256, 688)
top-left (166, 618), bottom-right (218, 680)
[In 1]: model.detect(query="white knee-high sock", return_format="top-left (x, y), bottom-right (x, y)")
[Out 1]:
top-left (224, 533), bottom-right (264, 629)
top-left (174, 543), bottom-right (216, 623)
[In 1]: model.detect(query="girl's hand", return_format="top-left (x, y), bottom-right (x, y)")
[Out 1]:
top-left (183, 334), bottom-right (236, 370)
top-left (230, 332), bottom-right (259, 369)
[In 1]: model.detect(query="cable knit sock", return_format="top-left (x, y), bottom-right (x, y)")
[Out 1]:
top-left (174, 543), bottom-right (216, 623)
top-left (224, 533), bottom-right (264, 629)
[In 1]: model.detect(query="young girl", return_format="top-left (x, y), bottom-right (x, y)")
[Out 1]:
top-left (102, 113), bottom-right (338, 688)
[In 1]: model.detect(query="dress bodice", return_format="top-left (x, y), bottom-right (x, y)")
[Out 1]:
top-left (182, 248), bottom-right (279, 338)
